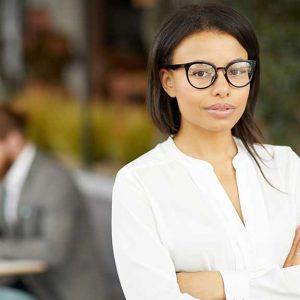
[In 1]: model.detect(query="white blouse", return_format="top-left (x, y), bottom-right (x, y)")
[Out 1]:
top-left (112, 137), bottom-right (300, 300)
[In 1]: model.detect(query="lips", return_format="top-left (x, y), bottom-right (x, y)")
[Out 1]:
top-left (204, 103), bottom-right (236, 118)
top-left (205, 103), bottom-right (235, 111)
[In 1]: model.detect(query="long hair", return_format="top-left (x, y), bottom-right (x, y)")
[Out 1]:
top-left (147, 3), bottom-right (272, 183)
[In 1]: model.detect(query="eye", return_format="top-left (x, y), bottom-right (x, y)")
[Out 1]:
top-left (191, 70), bottom-right (210, 77)
top-left (228, 62), bottom-right (251, 76)
top-left (228, 67), bottom-right (248, 76)
top-left (188, 64), bottom-right (214, 78)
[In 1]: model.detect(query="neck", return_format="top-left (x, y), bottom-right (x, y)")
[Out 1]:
top-left (173, 128), bottom-right (237, 163)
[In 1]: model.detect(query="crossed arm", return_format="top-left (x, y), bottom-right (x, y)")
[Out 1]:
top-left (176, 227), bottom-right (300, 300)
top-left (113, 164), bottom-right (300, 300)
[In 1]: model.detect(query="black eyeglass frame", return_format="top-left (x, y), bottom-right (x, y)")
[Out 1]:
top-left (165, 59), bottom-right (256, 89)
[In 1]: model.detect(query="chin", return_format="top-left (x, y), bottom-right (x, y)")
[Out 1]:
top-left (203, 121), bottom-right (237, 133)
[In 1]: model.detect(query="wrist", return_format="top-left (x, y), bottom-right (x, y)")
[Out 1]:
top-left (205, 271), bottom-right (225, 300)
top-left (177, 271), bottom-right (225, 300)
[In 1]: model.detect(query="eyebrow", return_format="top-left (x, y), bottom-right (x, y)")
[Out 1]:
top-left (181, 57), bottom-right (248, 65)
top-left (167, 58), bottom-right (250, 69)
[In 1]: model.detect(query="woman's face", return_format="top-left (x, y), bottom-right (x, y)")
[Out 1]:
top-left (160, 30), bottom-right (250, 136)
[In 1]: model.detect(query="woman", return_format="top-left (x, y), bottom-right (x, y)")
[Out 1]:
top-left (112, 3), bottom-right (300, 299)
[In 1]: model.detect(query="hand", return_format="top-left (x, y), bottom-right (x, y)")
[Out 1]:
top-left (176, 271), bottom-right (225, 300)
top-left (283, 226), bottom-right (300, 268)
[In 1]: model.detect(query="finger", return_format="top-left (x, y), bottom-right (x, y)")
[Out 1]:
top-left (283, 227), bottom-right (300, 267)
top-left (284, 251), bottom-right (293, 268)
top-left (296, 229), bottom-right (300, 254)
top-left (293, 231), bottom-right (300, 265)
top-left (290, 227), bottom-right (300, 254)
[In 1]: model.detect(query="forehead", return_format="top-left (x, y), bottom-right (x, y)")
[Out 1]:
top-left (172, 30), bottom-right (248, 64)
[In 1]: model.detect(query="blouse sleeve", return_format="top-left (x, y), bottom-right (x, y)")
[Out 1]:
top-left (294, 150), bottom-right (300, 226)
top-left (221, 148), bottom-right (300, 300)
top-left (221, 266), bottom-right (300, 300)
top-left (112, 170), bottom-right (199, 300)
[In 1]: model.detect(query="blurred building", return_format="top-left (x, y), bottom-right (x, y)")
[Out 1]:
top-left (0, 0), bottom-right (298, 161)
top-left (17, 0), bottom-right (148, 103)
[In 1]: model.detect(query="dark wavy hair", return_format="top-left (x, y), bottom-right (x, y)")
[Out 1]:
top-left (147, 2), bottom-right (270, 179)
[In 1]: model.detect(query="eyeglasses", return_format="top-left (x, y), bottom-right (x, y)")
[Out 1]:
top-left (165, 59), bottom-right (256, 89)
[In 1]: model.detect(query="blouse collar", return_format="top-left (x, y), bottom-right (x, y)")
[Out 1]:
top-left (162, 135), bottom-right (248, 170)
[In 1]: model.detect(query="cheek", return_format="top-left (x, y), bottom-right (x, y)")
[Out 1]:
top-left (176, 91), bottom-right (202, 116)
top-left (238, 86), bottom-right (250, 111)
top-left (173, 78), bottom-right (201, 106)
top-left (173, 73), bottom-right (193, 96)
top-left (243, 85), bottom-right (250, 100)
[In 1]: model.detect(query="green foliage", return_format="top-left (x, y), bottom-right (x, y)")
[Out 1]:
top-left (90, 102), bottom-right (157, 164)
top-left (14, 97), bottom-right (158, 168)
top-left (12, 0), bottom-right (299, 169)
top-left (15, 97), bottom-right (82, 160)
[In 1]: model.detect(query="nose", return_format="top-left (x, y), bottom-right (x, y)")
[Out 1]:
top-left (211, 69), bottom-right (230, 98)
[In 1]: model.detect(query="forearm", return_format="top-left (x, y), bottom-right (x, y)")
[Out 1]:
top-left (177, 227), bottom-right (300, 299)
top-left (178, 267), bottom-right (300, 300)
top-left (177, 271), bottom-right (225, 300)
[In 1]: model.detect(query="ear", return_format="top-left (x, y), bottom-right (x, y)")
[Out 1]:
top-left (159, 69), bottom-right (176, 98)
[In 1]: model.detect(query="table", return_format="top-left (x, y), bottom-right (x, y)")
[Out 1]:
top-left (0, 260), bottom-right (48, 276)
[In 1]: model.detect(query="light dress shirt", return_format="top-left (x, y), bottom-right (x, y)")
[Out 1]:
top-left (3, 143), bottom-right (36, 227)
top-left (112, 137), bottom-right (300, 300)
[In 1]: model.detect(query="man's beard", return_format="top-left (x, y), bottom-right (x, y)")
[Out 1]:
top-left (0, 158), bottom-right (14, 180)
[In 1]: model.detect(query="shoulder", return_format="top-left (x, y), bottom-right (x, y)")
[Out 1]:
top-left (34, 151), bottom-right (70, 174)
top-left (31, 150), bottom-right (78, 188)
top-left (251, 142), bottom-right (300, 187)
top-left (116, 139), bottom-right (173, 178)
top-left (113, 138), bottom-right (180, 194)
top-left (254, 142), bottom-right (299, 168)
top-left (33, 152), bottom-right (83, 207)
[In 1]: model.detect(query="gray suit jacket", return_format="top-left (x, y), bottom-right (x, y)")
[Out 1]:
top-left (0, 151), bottom-right (110, 300)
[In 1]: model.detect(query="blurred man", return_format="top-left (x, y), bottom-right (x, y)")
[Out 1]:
top-left (0, 104), bottom-right (109, 300)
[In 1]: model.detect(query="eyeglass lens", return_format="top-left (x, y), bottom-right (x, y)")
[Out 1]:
top-left (187, 61), bottom-right (253, 89)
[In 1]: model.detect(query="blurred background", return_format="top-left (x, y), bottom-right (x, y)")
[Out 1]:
top-left (0, 0), bottom-right (299, 174)
top-left (0, 1), bottom-right (298, 299)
